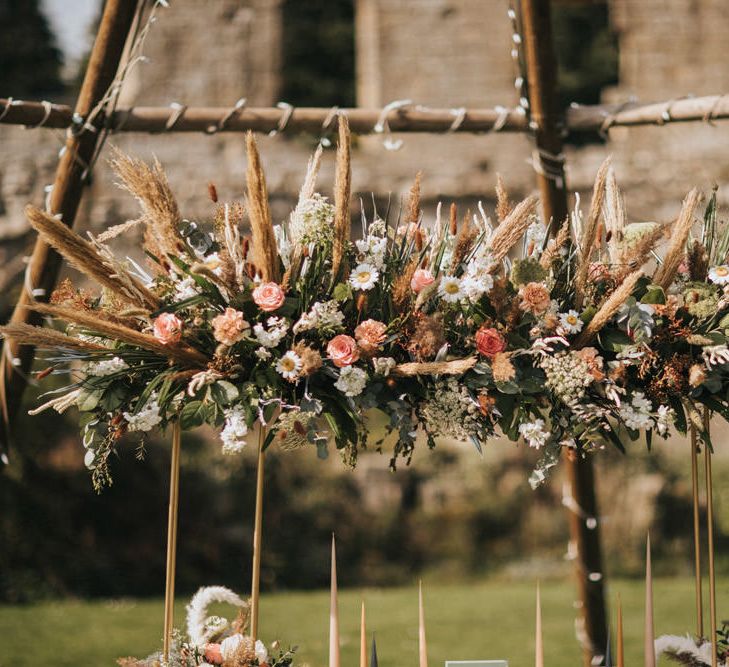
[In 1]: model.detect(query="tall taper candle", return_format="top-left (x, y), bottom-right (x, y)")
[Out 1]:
top-left (644, 534), bottom-right (656, 667)
top-left (536, 582), bottom-right (544, 667)
top-left (419, 581), bottom-right (428, 667)
top-left (329, 535), bottom-right (340, 667)
top-left (616, 595), bottom-right (624, 667)
top-left (360, 601), bottom-right (367, 667)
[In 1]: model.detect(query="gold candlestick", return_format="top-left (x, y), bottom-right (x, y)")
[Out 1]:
top-left (644, 534), bottom-right (655, 667)
top-left (704, 409), bottom-right (718, 667)
top-left (360, 601), bottom-right (367, 667)
top-left (419, 581), bottom-right (428, 667)
top-left (536, 582), bottom-right (544, 667)
top-left (616, 595), bottom-right (624, 667)
top-left (163, 422), bottom-right (182, 662)
top-left (250, 425), bottom-right (266, 640)
top-left (329, 535), bottom-right (340, 667)
top-left (690, 425), bottom-right (704, 637)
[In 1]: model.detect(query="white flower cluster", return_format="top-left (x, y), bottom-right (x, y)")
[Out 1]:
top-left (123, 393), bottom-right (163, 432)
top-left (293, 300), bottom-right (345, 334)
top-left (220, 405), bottom-right (248, 455)
top-left (254, 316), bottom-right (288, 348)
top-left (334, 366), bottom-right (368, 397)
top-left (524, 218), bottom-right (547, 253)
top-left (355, 233), bottom-right (388, 269)
top-left (618, 392), bottom-right (673, 434)
top-left (173, 275), bottom-right (200, 302)
top-left (518, 418), bottom-right (550, 449)
top-left (421, 378), bottom-right (481, 441)
top-left (541, 351), bottom-right (593, 407)
top-left (437, 247), bottom-right (494, 305)
top-left (289, 193), bottom-right (335, 246)
top-left (372, 356), bottom-right (396, 376)
top-left (703, 344), bottom-right (729, 368)
top-left (85, 356), bottom-right (128, 377)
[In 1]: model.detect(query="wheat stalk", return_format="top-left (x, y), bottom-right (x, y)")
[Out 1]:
top-left (245, 132), bottom-right (280, 282)
top-left (653, 188), bottom-right (702, 290)
top-left (391, 356), bottom-right (477, 377)
top-left (574, 269), bottom-right (643, 348)
top-left (0, 323), bottom-right (108, 352)
top-left (405, 171), bottom-right (422, 223)
top-left (331, 115), bottom-right (352, 282)
top-left (27, 303), bottom-right (208, 367)
top-left (603, 164), bottom-right (627, 265)
top-left (488, 194), bottom-right (539, 268)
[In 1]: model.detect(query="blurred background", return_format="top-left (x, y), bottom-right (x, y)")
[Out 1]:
top-left (1, 1), bottom-right (729, 665)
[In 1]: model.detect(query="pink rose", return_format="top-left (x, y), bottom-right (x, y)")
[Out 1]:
top-left (355, 319), bottom-right (387, 355)
top-left (410, 268), bottom-right (435, 293)
top-left (211, 307), bottom-right (250, 346)
top-left (153, 312), bottom-right (183, 345)
top-left (475, 326), bottom-right (506, 359)
top-left (204, 643), bottom-right (223, 665)
top-left (327, 334), bottom-right (360, 368)
top-left (252, 282), bottom-right (285, 312)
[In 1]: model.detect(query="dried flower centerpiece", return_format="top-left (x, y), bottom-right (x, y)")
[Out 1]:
top-left (5, 117), bottom-right (729, 488)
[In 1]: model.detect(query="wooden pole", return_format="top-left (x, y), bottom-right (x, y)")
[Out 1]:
top-left (0, 0), bottom-right (139, 443)
top-left (690, 425), bottom-right (704, 637)
top-left (519, 1), bottom-right (608, 665)
top-left (8, 95), bottom-right (729, 135)
top-left (163, 422), bottom-right (182, 661)
top-left (250, 426), bottom-right (266, 641)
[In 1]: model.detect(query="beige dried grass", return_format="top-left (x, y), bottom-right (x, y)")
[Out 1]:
top-left (331, 115), bottom-right (352, 282)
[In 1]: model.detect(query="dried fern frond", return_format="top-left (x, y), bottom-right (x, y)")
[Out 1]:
top-left (245, 132), bottom-right (280, 282)
top-left (574, 156), bottom-right (611, 306)
top-left (488, 194), bottom-right (539, 268)
top-left (574, 269), bottom-right (643, 348)
top-left (25, 205), bottom-right (158, 310)
top-left (405, 171), bottom-right (422, 224)
top-left (653, 188), bottom-right (702, 290)
top-left (27, 303), bottom-right (208, 367)
top-left (331, 115), bottom-right (352, 282)
top-left (109, 147), bottom-right (186, 259)
top-left (0, 323), bottom-right (108, 352)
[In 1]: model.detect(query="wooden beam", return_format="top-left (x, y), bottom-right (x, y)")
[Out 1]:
top-left (519, 1), bottom-right (609, 666)
top-left (0, 0), bottom-right (139, 448)
top-left (5, 95), bottom-right (729, 134)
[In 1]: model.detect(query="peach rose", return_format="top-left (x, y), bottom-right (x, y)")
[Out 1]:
top-left (252, 282), bottom-right (285, 312)
top-left (211, 307), bottom-right (250, 346)
top-left (355, 319), bottom-right (387, 355)
top-left (519, 281), bottom-right (551, 315)
top-left (204, 643), bottom-right (223, 665)
top-left (475, 326), bottom-right (506, 358)
top-left (153, 312), bottom-right (183, 345)
top-left (327, 334), bottom-right (360, 368)
top-left (410, 268), bottom-right (435, 293)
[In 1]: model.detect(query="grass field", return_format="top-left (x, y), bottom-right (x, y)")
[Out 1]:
top-left (0, 577), bottom-right (723, 666)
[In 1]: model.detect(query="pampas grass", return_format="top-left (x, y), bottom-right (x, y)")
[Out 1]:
top-left (0, 322), bottom-right (108, 352)
top-left (27, 303), bottom-right (208, 367)
top-left (245, 132), bottom-right (280, 282)
top-left (331, 115), bottom-right (352, 283)
top-left (603, 164), bottom-right (627, 265)
top-left (653, 189), bottom-right (702, 290)
top-left (495, 174), bottom-right (512, 223)
top-left (488, 194), bottom-right (539, 267)
top-left (574, 269), bottom-right (643, 348)
top-left (405, 172), bottom-right (422, 224)
top-left (24, 205), bottom-right (159, 310)
top-left (109, 148), bottom-right (185, 259)
top-left (574, 156), bottom-right (610, 306)
top-left (540, 217), bottom-right (571, 269)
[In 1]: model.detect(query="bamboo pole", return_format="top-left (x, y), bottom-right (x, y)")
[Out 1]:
top-left (163, 422), bottom-right (182, 661)
top-left (704, 412), bottom-right (718, 667)
top-left (690, 425), bottom-right (704, 637)
top-left (519, 1), bottom-right (608, 665)
top-left (6, 95), bottom-right (729, 135)
top-left (0, 0), bottom-right (139, 444)
top-left (250, 425), bottom-right (266, 641)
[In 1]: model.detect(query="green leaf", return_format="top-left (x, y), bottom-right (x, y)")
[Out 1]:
top-left (210, 380), bottom-right (239, 406)
top-left (597, 328), bottom-right (633, 352)
top-left (332, 282), bottom-right (353, 302)
top-left (180, 400), bottom-right (207, 429)
top-left (77, 386), bottom-right (103, 412)
top-left (641, 284), bottom-right (666, 305)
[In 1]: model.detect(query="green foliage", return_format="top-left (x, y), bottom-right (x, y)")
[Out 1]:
top-left (0, 0), bottom-right (64, 97)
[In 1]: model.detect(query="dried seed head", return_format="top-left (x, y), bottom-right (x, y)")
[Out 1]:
top-left (208, 182), bottom-right (218, 203)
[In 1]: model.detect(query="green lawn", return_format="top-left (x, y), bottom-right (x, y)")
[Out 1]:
top-left (0, 578), bottom-right (723, 666)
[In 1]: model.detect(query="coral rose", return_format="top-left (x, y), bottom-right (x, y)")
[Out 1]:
top-left (410, 268), bottom-right (435, 293)
top-left (519, 281), bottom-right (551, 315)
top-left (475, 326), bottom-right (506, 358)
top-left (212, 307), bottom-right (250, 346)
top-left (355, 319), bottom-right (387, 355)
top-left (204, 643), bottom-right (223, 664)
top-left (153, 312), bottom-right (183, 345)
top-left (252, 282), bottom-right (285, 312)
top-left (327, 334), bottom-right (360, 368)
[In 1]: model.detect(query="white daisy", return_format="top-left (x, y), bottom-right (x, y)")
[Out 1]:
top-left (349, 263), bottom-right (379, 291)
top-left (559, 310), bottom-right (584, 334)
top-left (438, 275), bottom-right (465, 303)
top-left (708, 265), bottom-right (729, 285)
top-left (276, 351), bottom-right (302, 380)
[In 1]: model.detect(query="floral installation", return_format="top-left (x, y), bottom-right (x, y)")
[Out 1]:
top-left (5, 117), bottom-right (729, 490)
top-left (655, 623), bottom-right (729, 666)
top-left (118, 586), bottom-right (297, 667)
